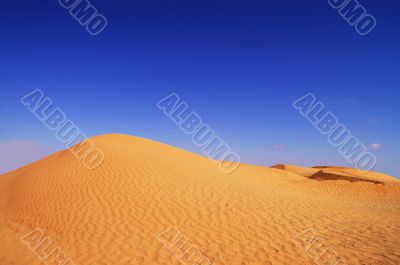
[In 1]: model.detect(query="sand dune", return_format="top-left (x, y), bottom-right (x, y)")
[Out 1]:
top-left (271, 164), bottom-right (398, 184)
top-left (1, 134), bottom-right (399, 264)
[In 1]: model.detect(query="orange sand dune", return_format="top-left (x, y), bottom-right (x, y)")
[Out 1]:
top-left (272, 164), bottom-right (399, 184)
top-left (1, 134), bottom-right (400, 264)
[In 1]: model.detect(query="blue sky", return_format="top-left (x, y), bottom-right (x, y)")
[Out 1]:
top-left (1, 0), bottom-right (399, 176)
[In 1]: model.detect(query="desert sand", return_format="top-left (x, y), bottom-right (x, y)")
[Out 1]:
top-left (0, 134), bottom-right (399, 264)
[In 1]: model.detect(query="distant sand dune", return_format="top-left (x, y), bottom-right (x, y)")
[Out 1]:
top-left (1, 134), bottom-right (399, 264)
top-left (308, 170), bottom-right (382, 184)
top-left (271, 164), bottom-right (388, 184)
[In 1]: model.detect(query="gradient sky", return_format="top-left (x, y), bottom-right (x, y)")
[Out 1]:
top-left (1, 0), bottom-right (399, 176)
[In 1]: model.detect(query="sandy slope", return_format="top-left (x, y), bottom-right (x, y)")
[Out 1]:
top-left (0, 134), bottom-right (399, 265)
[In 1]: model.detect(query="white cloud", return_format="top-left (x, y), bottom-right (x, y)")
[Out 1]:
top-left (368, 143), bottom-right (383, 150)
top-left (273, 144), bottom-right (286, 150)
top-left (342, 98), bottom-right (359, 104)
top-left (368, 119), bottom-right (378, 125)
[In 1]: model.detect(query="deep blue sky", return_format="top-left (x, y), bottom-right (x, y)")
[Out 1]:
top-left (1, 0), bottom-right (399, 176)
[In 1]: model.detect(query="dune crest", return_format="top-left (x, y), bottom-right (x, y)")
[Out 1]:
top-left (1, 134), bottom-right (400, 264)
